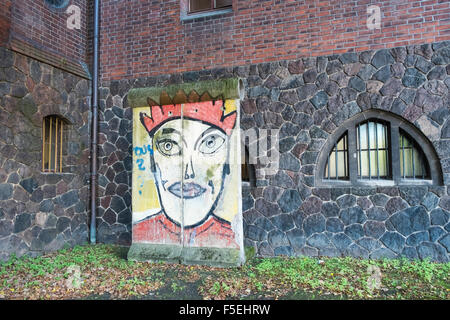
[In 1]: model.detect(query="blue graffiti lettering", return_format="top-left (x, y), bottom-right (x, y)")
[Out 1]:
top-left (136, 159), bottom-right (145, 170)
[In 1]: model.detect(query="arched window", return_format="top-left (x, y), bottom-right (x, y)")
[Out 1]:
top-left (42, 115), bottom-right (67, 173)
top-left (316, 110), bottom-right (442, 186)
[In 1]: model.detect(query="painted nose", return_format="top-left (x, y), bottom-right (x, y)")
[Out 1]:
top-left (184, 159), bottom-right (195, 179)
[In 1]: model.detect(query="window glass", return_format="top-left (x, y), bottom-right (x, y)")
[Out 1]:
top-left (324, 133), bottom-right (348, 180)
top-left (357, 121), bottom-right (389, 179)
top-left (399, 130), bottom-right (429, 179)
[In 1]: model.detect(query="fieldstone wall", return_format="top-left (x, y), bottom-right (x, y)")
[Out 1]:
top-left (0, 48), bottom-right (91, 261)
top-left (97, 41), bottom-right (450, 262)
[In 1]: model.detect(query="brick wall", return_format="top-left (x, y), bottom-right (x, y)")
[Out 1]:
top-left (99, 0), bottom-right (450, 81)
top-left (8, 0), bottom-right (89, 64)
top-left (0, 0), bottom-right (12, 47)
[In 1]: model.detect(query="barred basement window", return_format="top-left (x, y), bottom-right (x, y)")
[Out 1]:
top-left (242, 146), bottom-right (256, 187)
top-left (324, 132), bottom-right (349, 180)
top-left (42, 115), bottom-right (66, 173)
top-left (317, 110), bottom-right (443, 186)
top-left (189, 0), bottom-right (232, 13)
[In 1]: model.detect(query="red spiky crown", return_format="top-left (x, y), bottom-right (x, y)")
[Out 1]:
top-left (140, 100), bottom-right (236, 135)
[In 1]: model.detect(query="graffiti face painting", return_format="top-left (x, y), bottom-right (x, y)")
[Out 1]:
top-left (132, 100), bottom-right (240, 249)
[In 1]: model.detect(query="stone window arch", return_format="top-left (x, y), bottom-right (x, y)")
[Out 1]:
top-left (316, 110), bottom-right (443, 187)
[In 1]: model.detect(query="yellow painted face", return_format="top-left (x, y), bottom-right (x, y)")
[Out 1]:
top-left (151, 118), bottom-right (229, 227)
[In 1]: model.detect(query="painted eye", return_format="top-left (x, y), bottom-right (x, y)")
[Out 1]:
top-left (198, 134), bottom-right (225, 154)
top-left (156, 139), bottom-right (180, 156)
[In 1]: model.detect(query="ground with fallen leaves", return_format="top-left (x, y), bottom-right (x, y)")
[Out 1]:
top-left (0, 244), bottom-right (448, 300)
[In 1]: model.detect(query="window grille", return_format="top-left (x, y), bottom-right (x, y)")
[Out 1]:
top-left (42, 116), bottom-right (65, 173)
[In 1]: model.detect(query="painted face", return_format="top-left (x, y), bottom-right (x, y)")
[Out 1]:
top-left (151, 118), bottom-right (229, 227)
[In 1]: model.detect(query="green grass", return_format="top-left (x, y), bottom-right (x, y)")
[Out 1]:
top-left (0, 244), bottom-right (448, 300)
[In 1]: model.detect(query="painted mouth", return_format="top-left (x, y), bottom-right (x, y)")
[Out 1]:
top-left (168, 182), bottom-right (206, 199)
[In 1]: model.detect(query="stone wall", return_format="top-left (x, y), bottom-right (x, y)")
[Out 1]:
top-left (0, 48), bottom-right (91, 261)
top-left (97, 41), bottom-right (450, 262)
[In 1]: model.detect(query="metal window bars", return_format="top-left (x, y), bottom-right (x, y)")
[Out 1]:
top-left (399, 129), bottom-right (428, 180)
top-left (42, 116), bottom-right (64, 173)
top-left (324, 132), bottom-right (349, 180)
top-left (356, 121), bottom-right (389, 180)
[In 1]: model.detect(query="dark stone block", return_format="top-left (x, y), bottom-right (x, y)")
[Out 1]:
top-left (415, 56), bottom-right (434, 73)
top-left (303, 69), bottom-right (317, 83)
top-left (309, 91), bottom-right (328, 108)
top-left (39, 199), bottom-right (54, 213)
top-left (380, 232), bottom-right (405, 254)
top-left (438, 234), bottom-right (450, 252)
top-left (271, 214), bottom-right (295, 232)
top-left (366, 207), bottom-right (389, 221)
top-left (56, 217), bottom-right (71, 233)
top-left (285, 228), bottom-right (304, 247)
top-left (427, 66), bottom-right (446, 80)
top-left (369, 194), bottom-right (389, 207)
top-left (364, 221), bottom-right (386, 239)
top-left (263, 186), bottom-right (281, 203)
top-left (431, 47), bottom-right (450, 65)
top-left (300, 196), bottom-right (322, 215)
top-left (345, 243), bottom-right (369, 259)
top-left (385, 197), bottom-right (408, 214)
top-left (269, 171), bottom-right (295, 189)
top-left (39, 228), bottom-right (58, 245)
top-left (357, 237), bottom-right (382, 252)
top-left (277, 189), bottom-right (302, 213)
top-left (430, 208), bottom-right (449, 225)
top-left (379, 78), bottom-right (403, 96)
top-left (326, 60), bottom-right (343, 74)
top-left (399, 88), bottom-right (416, 105)
top-left (0, 220), bottom-right (13, 237)
top-left (279, 90), bottom-right (299, 105)
top-left (344, 224), bottom-right (364, 240)
top-left (110, 196), bottom-right (127, 214)
top-left (117, 209), bottom-right (131, 225)
top-left (372, 65), bottom-right (391, 83)
top-left (371, 49), bottom-right (395, 69)
top-left (19, 178), bottom-right (39, 194)
top-left (255, 198), bottom-right (280, 217)
top-left (326, 217), bottom-right (344, 233)
top-left (0, 183), bottom-right (13, 200)
top-left (336, 195), bottom-right (356, 209)
top-left (274, 246), bottom-right (293, 256)
top-left (321, 202), bottom-right (340, 218)
top-left (422, 192), bottom-right (439, 211)
top-left (268, 229), bottom-right (289, 247)
top-left (300, 151), bottom-right (318, 165)
top-left (340, 206), bottom-right (366, 225)
top-left (13, 213), bottom-right (31, 233)
top-left (331, 233), bottom-right (352, 250)
top-left (406, 231), bottom-right (429, 246)
top-left (242, 194), bottom-right (254, 212)
top-left (399, 186), bottom-right (427, 206)
top-left (246, 225), bottom-right (266, 242)
top-left (389, 206), bottom-right (430, 236)
top-left (292, 112), bottom-right (313, 130)
top-left (417, 242), bottom-right (448, 262)
top-left (303, 213), bottom-right (326, 237)
top-left (401, 246), bottom-right (418, 260)
top-left (402, 68), bottom-right (426, 88)
top-left (58, 190), bottom-right (79, 208)
top-left (307, 233), bottom-right (331, 249)
top-left (428, 226), bottom-right (445, 242)
top-left (30, 189), bottom-right (44, 203)
top-left (279, 153), bottom-right (301, 171)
